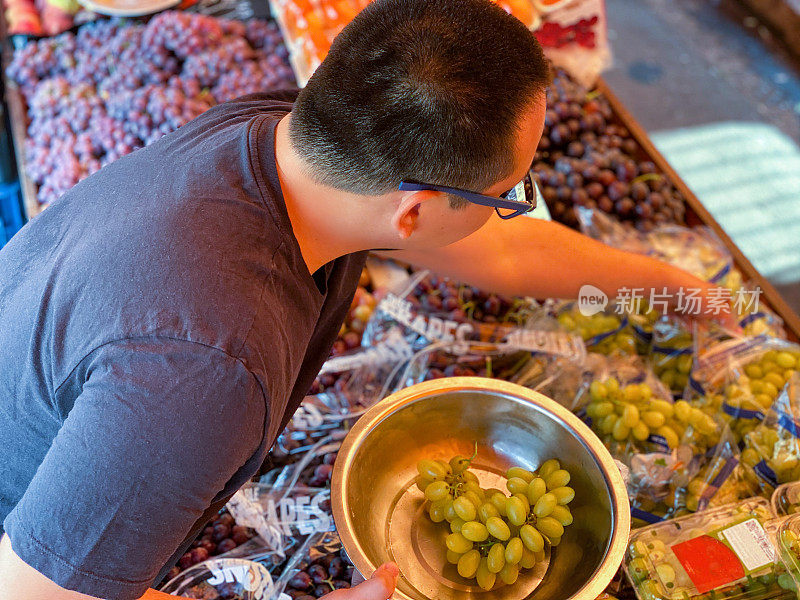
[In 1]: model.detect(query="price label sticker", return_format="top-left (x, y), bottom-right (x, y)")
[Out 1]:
top-left (719, 518), bottom-right (775, 572)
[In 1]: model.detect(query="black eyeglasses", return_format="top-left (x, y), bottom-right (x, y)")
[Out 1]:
top-left (398, 170), bottom-right (539, 219)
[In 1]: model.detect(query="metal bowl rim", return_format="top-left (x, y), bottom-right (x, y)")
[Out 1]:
top-left (332, 376), bottom-right (631, 600)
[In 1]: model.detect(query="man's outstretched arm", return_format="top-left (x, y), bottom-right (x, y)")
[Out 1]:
top-left (382, 215), bottom-right (716, 303)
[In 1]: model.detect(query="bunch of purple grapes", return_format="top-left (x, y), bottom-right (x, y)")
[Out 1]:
top-left (6, 12), bottom-right (296, 208)
top-left (409, 274), bottom-right (532, 325)
top-left (531, 68), bottom-right (686, 232)
top-left (165, 510), bottom-right (256, 581)
top-left (284, 546), bottom-right (354, 600)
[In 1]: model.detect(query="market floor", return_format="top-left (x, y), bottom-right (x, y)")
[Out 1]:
top-left (602, 0), bottom-right (800, 314)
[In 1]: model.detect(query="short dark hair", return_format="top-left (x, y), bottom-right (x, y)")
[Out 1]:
top-left (289, 0), bottom-right (550, 206)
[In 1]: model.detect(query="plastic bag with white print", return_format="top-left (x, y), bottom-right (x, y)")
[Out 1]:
top-left (745, 374), bottom-right (800, 497)
top-left (299, 326), bottom-right (421, 424)
top-left (691, 332), bottom-right (800, 444)
top-left (159, 556), bottom-right (280, 599)
top-left (392, 307), bottom-right (588, 409)
top-left (226, 478), bottom-right (335, 564)
top-left (361, 270), bottom-right (541, 353)
top-left (268, 393), bottom-right (356, 467)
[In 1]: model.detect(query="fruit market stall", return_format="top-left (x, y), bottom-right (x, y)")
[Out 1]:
top-left (4, 2), bottom-right (800, 600)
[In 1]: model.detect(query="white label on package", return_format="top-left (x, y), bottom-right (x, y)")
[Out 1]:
top-left (720, 518), bottom-right (775, 571)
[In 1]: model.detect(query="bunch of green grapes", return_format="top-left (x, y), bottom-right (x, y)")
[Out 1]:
top-left (584, 379), bottom-right (717, 452)
top-left (557, 309), bottom-right (636, 356)
top-left (628, 300), bottom-right (660, 355)
top-left (732, 350), bottom-right (799, 410)
top-left (650, 331), bottom-right (693, 396)
top-left (670, 454), bottom-right (760, 514)
top-left (746, 426), bottom-right (800, 487)
top-left (415, 456), bottom-right (576, 591)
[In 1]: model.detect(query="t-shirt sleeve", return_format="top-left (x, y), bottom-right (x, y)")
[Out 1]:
top-left (3, 337), bottom-right (267, 600)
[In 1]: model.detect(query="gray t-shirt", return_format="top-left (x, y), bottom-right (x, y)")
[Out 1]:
top-left (0, 91), bottom-right (366, 599)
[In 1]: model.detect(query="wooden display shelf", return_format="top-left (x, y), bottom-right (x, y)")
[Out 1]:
top-left (3, 56), bottom-right (799, 338)
top-left (4, 82), bottom-right (39, 220)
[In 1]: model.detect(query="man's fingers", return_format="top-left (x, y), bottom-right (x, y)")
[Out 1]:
top-left (322, 563), bottom-right (399, 600)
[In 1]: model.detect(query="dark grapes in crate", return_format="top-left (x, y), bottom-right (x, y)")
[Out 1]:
top-left (309, 268), bottom-right (376, 396)
top-left (283, 536), bottom-right (354, 599)
top-left (532, 68), bottom-right (686, 232)
top-left (422, 349), bottom-right (535, 382)
top-left (165, 510), bottom-right (257, 581)
top-left (408, 273), bottom-right (535, 326)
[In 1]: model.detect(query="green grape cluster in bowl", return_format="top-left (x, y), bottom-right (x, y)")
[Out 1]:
top-left (415, 454), bottom-right (575, 591)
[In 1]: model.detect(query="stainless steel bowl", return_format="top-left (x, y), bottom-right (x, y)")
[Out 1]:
top-left (332, 377), bottom-right (630, 600)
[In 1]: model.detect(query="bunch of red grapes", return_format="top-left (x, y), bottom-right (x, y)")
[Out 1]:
top-left (408, 273), bottom-right (533, 325)
top-left (283, 544), bottom-right (355, 600)
top-left (165, 510), bottom-right (256, 581)
top-left (6, 13), bottom-right (296, 207)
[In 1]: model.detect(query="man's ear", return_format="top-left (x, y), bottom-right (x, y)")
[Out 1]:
top-left (390, 190), bottom-right (440, 240)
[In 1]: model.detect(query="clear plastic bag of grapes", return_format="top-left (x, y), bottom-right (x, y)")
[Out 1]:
top-left (649, 317), bottom-right (694, 399)
top-left (627, 444), bottom-right (696, 527)
top-left (667, 426), bottom-right (760, 518)
top-left (580, 354), bottom-right (693, 461)
top-left (555, 301), bottom-right (636, 356)
top-left (691, 334), bottom-right (800, 445)
top-left (272, 530), bottom-right (357, 600)
top-left (361, 270), bottom-right (539, 353)
top-left (736, 280), bottom-right (786, 339)
top-left (577, 208), bottom-right (736, 289)
top-left (744, 374), bottom-right (800, 496)
top-left (626, 398), bottom-right (729, 524)
top-left (267, 394), bottom-right (356, 470)
top-left (226, 481), bottom-right (335, 562)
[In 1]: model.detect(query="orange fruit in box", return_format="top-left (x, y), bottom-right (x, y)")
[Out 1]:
top-left (303, 6), bottom-right (325, 30)
top-left (334, 0), bottom-right (359, 22)
top-left (494, 0), bottom-right (535, 27)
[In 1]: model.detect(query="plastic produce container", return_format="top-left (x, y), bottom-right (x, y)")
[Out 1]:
top-left (777, 514), bottom-right (800, 590)
top-left (624, 498), bottom-right (796, 600)
top-left (772, 482), bottom-right (800, 517)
